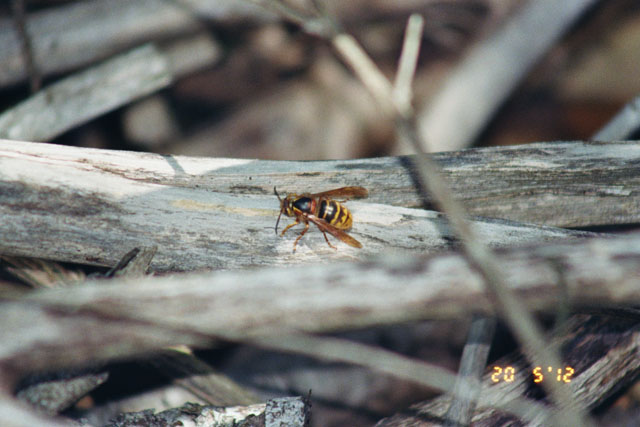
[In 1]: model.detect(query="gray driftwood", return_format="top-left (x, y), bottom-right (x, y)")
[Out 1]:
top-left (4, 140), bottom-right (636, 230)
top-left (0, 140), bottom-right (603, 271)
top-left (2, 230), bottom-right (640, 378)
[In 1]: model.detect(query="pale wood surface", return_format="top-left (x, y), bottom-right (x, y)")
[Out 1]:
top-left (108, 398), bottom-right (309, 427)
top-left (0, 139), bottom-right (608, 271)
top-left (4, 139), bottom-right (636, 226)
top-left (2, 229), bottom-right (640, 376)
top-left (1, 139), bottom-right (639, 425)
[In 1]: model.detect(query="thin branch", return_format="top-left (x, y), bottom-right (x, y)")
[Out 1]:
top-left (444, 316), bottom-right (496, 426)
top-left (0, 34), bottom-right (220, 142)
top-left (395, 16), bottom-right (498, 426)
top-left (393, 14), bottom-right (425, 115)
top-left (266, 3), bottom-right (594, 424)
top-left (404, 123), bottom-right (592, 426)
top-left (417, 0), bottom-right (600, 151)
top-left (331, 34), bottom-right (395, 115)
top-left (592, 94), bottom-right (640, 141)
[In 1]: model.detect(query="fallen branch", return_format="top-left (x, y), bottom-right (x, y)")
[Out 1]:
top-left (2, 230), bottom-right (640, 379)
top-left (0, 139), bottom-right (601, 271)
top-left (0, 34), bottom-right (220, 142)
top-left (417, 0), bottom-right (599, 151)
top-left (0, 0), bottom-right (268, 87)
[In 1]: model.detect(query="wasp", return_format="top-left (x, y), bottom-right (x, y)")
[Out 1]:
top-left (274, 186), bottom-right (368, 252)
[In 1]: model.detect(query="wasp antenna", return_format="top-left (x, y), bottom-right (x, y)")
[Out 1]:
top-left (275, 210), bottom-right (283, 235)
top-left (274, 187), bottom-right (283, 234)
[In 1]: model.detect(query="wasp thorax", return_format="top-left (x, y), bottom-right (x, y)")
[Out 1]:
top-left (274, 186), bottom-right (368, 252)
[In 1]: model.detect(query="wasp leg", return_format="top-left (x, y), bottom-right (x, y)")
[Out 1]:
top-left (292, 220), bottom-right (309, 252)
top-left (320, 229), bottom-right (337, 250)
top-left (280, 219), bottom-right (300, 236)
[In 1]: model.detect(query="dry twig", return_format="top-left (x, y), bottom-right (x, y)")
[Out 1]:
top-left (417, 0), bottom-right (600, 152)
top-left (0, 34), bottom-right (220, 142)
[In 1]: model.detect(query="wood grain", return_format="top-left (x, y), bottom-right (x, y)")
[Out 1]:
top-left (2, 229), bottom-right (640, 376)
top-left (0, 140), bottom-right (606, 271)
top-left (4, 139), bottom-right (636, 227)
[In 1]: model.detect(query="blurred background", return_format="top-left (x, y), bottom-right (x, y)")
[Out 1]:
top-left (1, 0), bottom-right (639, 161)
top-left (2, 1), bottom-right (640, 426)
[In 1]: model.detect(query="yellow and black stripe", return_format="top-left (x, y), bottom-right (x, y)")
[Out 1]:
top-left (318, 200), bottom-right (353, 230)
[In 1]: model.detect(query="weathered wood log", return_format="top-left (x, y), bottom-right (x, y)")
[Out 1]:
top-left (1, 140), bottom-right (605, 271)
top-left (0, 35), bottom-right (220, 142)
top-left (2, 229), bottom-right (640, 379)
top-left (0, 0), bottom-right (268, 87)
top-left (106, 397), bottom-right (310, 427)
top-left (3, 140), bottom-right (636, 226)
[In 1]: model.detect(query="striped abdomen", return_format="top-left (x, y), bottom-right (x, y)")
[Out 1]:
top-left (318, 200), bottom-right (353, 230)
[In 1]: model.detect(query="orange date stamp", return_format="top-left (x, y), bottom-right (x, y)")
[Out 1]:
top-left (490, 366), bottom-right (575, 384)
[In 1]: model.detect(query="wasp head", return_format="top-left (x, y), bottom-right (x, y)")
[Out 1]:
top-left (274, 187), bottom-right (295, 234)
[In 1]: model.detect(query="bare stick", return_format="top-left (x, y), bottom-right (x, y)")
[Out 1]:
top-left (444, 316), bottom-right (497, 426)
top-left (325, 12), bottom-right (593, 426)
top-left (395, 17), bottom-right (498, 425)
top-left (0, 0), bottom-right (267, 87)
top-left (592, 95), bottom-right (640, 141)
top-left (393, 14), bottom-right (424, 115)
top-left (321, 15), bottom-right (593, 427)
top-left (0, 34), bottom-right (220, 142)
top-left (332, 34), bottom-right (395, 115)
top-left (417, 0), bottom-right (600, 151)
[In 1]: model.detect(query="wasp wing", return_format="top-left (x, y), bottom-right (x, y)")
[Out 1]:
top-left (307, 186), bottom-right (368, 200)
top-left (307, 215), bottom-right (362, 248)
